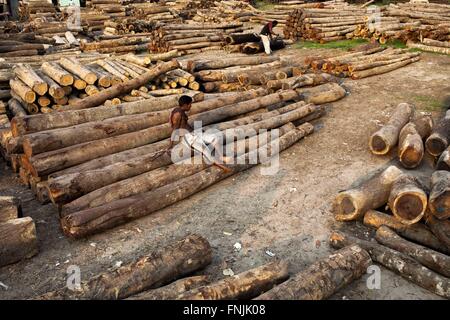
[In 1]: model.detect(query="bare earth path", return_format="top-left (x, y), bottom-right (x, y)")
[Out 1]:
top-left (0, 49), bottom-right (449, 300)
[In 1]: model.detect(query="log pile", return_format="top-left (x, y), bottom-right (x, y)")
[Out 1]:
top-left (305, 46), bottom-right (421, 79)
top-left (190, 1), bottom-right (257, 24)
top-left (18, 0), bottom-right (57, 22)
top-left (2, 70), bottom-right (347, 237)
top-left (0, 196), bottom-right (39, 267)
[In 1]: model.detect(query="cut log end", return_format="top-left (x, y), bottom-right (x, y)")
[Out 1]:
top-left (369, 134), bottom-right (388, 155)
top-left (426, 135), bottom-right (448, 157)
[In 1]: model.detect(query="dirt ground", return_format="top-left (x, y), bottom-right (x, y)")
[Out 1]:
top-left (0, 47), bottom-right (449, 300)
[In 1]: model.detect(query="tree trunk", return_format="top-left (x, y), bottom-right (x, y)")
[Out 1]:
top-left (369, 103), bottom-right (414, 155)
top-left (178, 261), bottom-right (289, 300)
top-left (295, 82), bottom-right (346, 104)
top-left (38, 234), bottom-right (212, 300)
top-left (329, 231), bottom-right (450, 299)
top-left (351, 56), bottom-right (420, 79)
top-left (426, 110), bottom-right (450, 157)
top-left (8, 99), bottom-right (27, 117)
top-left (9, 78), bottom-right (36, 104)
top-left (398, 115), bottom-right (433, 168)
top-left (364, 210), bottom-right (450, 255)
top-left (255, 245), bottom-right (371, 300)
top-left (388, 174), bottom-right (428, 225)
top-left (429, 170), bottom-right (450, 220)
top-left (127, 276), bottom-right (211, 300)
top-left (334, 165), bottom-right (403, 221)
top-left (60, 123), bottom-right (314, 238)
top-left (27, 90), bottom-right (298, 177)
top-left (189, 55), bottom-right (278, 72)
top-left (375, 226), bottom-right (450, 277)
top-left (0, 196), bottom-right (21, 223)
top-left (36, 71), bottom-right (65, 99)
top-left (436, 146), bottom-right (450, 171)
top-left (145, 50), bottom-right (179, 63)
top-left (0, 217), bottom-right (38, 267)
top-left (426, 215), bottom-right (450, 250)
top-left (62, 60), bottom-right (180, 111)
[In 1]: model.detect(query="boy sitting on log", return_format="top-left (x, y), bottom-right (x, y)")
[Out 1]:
top-left (168, 95), bottom-right (231, 172)
top-left (260, 20), bottom-right (279, 55)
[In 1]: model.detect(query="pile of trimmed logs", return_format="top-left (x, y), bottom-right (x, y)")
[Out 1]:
top-left (251, 9), bottom-right (290, 30)
top-left (306, 46), bottom-right (421, 79)
top-left (86, 0), bottom-right (127, 19)
top-left (36, 234), bottom-right (371, 300)
top-left (3, 62), bottom-right (347, 237)
top-left (189, 0), bottom-right (256, 24)
top-left (0, 196), bottom-right (38, 268)
top-left (80, 34), bottom-right (152, 54)
top-left (18, 0), bottom-right (57, 22)
top-left (149, 22), bottom-right (251, 55)
top-left (407, 39), bottom-right (450, 55)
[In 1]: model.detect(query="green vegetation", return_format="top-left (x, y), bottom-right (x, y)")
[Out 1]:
top-left (253, 0), bottom-right (275, 11)
top-left (412, 95), bottom-right (445, 112)
top-left (294, 39), bottom-right (369, 50)
top-left (381, 39), bottom-right (406, 49)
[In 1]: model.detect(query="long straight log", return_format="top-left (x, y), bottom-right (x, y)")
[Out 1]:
top-left (9, 78), bottom-right (36, 104)
top-left (398, 115), bottom-right (433, 168)
top-left (8, 99), bottom-right (27, 117)
top-left (426, 110), bottom-right (450, 157)
top-left (38, 234), bottom-right (212, 299)
top-left (189, 56), bottom-right (279, 72)
top-left (426, 215), bottom-right (450, 250)
top-left (27, 90), bottom-right (298, 177)
top-left (388, 174), bottom-right (428, 225)
top-left (329, 231), bottom-right (450, 299)
top-left (60, 123), bottom-right (314, 238)
top-left (127, 276), bottom-right (210, 300)
top-left (0, 217), bottom-right (38, 267)
top-left (364, 210), bottom-right (450, 255)
top-left (41, 62), bottom-right (74, 86)
top-left (375, 226), bottom-right (450, 277)
top-left (334, 165), bottom-right (403, 221)
top-left (13, 64), bottom-right (48, 96)
top-left (255, 245), bottom-right (371, 300)
top-left (369, 103), bottom-right (414, 155)
top-left (63, 60), bottom-right (180, 110)
top-left (177, 261), bottom-right (289, 300)
top-left (351, 56), bottom-right (420, 79)
top-left (429, 170), bottom-right (450, 220)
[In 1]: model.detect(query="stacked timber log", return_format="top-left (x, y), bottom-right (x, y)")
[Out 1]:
top-left (305, 46), bottom-right (421, 79)
top-left (407, 39), bottom-right (450, 55)
top-left (149, 22), bottom-right (251, 55)
top-left (86, 0), bottom-right (127, 19)
top-left (18, 0), bottom-right (57, 22)
top-left (80, 35), bottom-right (151, 54)
top-left (0, 196), bottom-right (38, 267)
top-left (4, 75), bottom-right (346, 238)
top-left (190, 0), bottom-right (256, 24)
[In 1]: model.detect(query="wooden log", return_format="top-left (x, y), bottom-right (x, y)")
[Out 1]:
top-left (38, 234), bottom-right (212, 300)
top-left (144, 50), bottom-right (179, 64)
top-left (41, 62), bottom-right (74, 86)
top-left (407, 41), bottom-right (450, 55)
top-left (426, 215), bottom-right (450, 250)
top-left (27, 90), bottom-right (296, 177)
top-left (0, 217), bottom-right (38, 267)
top-left (59, 57), bottom-right (97, 85)
top-left (13, 64), bottom-right (48, 96)
top-left (255, 245), bottom-right (371, 300)
top-left (189, 55), bottom-right (279, 72)
top-left (375, 226), bottom-right (450, 277)
top-left (423, 38), bottom-right (450, 48)
top-left (177, 261), bottom-right (289, 300)
top-left (8, 99), bottom-right (27, 117)
top-left (127, 276), bottom-right (210, 300)
top-left (60, 123), bottom-right (314, 238)
top-left (398, 115), bottom-right (433, 168)
top-left (36, 71), bottom-right (65, 99)
top-left (426, 110), bottom-right (450, 157)
top-left (363, 210), bottom-right (450, 255)
top-left (334, 166), bottom-right (403, 221)
top-left (10, 79), bottom-right (36, 104)
top-left (429, 170), bottom-right (450, 220)
top-left (388, 174), bottom-right (428, 225)
top-left (0, 196), bottom-right (21, 223)
top-left (350, 56), bottom-right (420, 79)
top-left (369, 103), bottom-right (414, 155)
top-left (329, 231), bottom-right (450, 299)
top-left (64, 60), bottom-right (180, 111)
top-left (295, 82), bottom-right (346, 104)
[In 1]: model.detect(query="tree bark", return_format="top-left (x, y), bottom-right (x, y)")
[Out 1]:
top-left (62, 60), bottom-right (180, 111)
top-left (329, 230), bottom-right (450, 299)
top-left (429, 170), bottom-right (450, 220)
top-left (0, 217), bottom-right (38, 267)
top-left (13, 64), bottom-right (48, 96)
top-left (436, 146), bottom-right (450, 171)
top-left (398, 115), bottom-right (433, 168)
top-left (375, 226), bottom-right (450, 277)
top-left (295, 82), bottom-right (346, 104)
top-left (334, 165), bottom-right (403, 221)
top-left (127, 276), bottom-right (210, 300)
top-left (177, 261), bottom-right (289, 300)
top-left (10, 78), bottom-right (36, 104)
top-left (426, 215), bottom-right (450, 250)
top-left (60, 123), bottom-right (314, 238)
top-left (255, 245), bottom-right (371, 300)
top-left (189, 55), bottom-right (278, 72)
top-left (0, 196), bottom-right (21, 223)
top-left (38, 234), bottom-right (212, 300)
top-left (364, 209), bottom-right (450, 255)
top-left (41, 62), bottom-right (74, 86)
top-left (388, 174), bottom-right (428, 225)
top-left (8, 99), bottom-right (27, 117)
top-left (426, 110), bottom-right (450, 157)
top-left (369, 103), bottom-right (414, 155)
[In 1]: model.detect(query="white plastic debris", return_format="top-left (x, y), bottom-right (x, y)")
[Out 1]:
top-left (265, 250), bottom-right (275, 257)
top-left (89, 242), bottom-right (97, 247)
top-left (289, 187), bottom-right (297, 193)
top-left (114, 261), bottom-right (123, 268)
top-left (233, 242), bottom-right (242, 252)
top-left (0, 282), bottom-right (8, 290)
top-left (223, 268), bottom-right (235, 276)
top-left (223, 232), bottom-right (232, 236)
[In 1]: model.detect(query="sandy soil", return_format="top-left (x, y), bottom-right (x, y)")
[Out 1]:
top-left (0, 48), bottom-right (449, 300)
